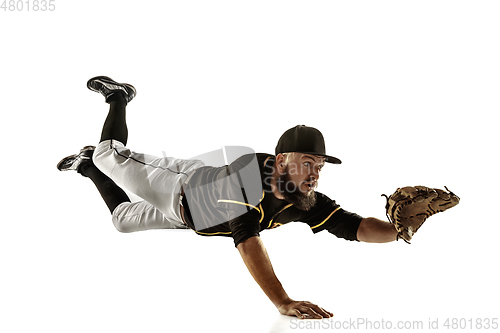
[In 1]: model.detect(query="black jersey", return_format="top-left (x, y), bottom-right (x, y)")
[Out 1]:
top-left (182, 153), bottom-right (363, 247)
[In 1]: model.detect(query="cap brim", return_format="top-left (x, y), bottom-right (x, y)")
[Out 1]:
top-left (289, 151), bottom-right (341, 164)
top-left (324, 155), bottom-right (342, 164)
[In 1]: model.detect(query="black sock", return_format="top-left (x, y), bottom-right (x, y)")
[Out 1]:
top-left (80, 162), bottom-right (131, 214)
top-left (100, 92), bottom-right (128, 145)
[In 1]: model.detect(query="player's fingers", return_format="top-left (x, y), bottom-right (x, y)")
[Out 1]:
top-left (324, 309), bottom-right (334, 318)
top-left (299, 306), bottom-right (323, 319)
top-left (293, 309), bottom-right (306, 320)
top-left (301, 302), bottom-right (333, 318)
top-left (315, 306), bottom-right (333, 318)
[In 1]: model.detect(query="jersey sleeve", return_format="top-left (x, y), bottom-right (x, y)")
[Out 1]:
top-left (301, 192), bottom-right (363, 241)
top-left (228, 208), bottom-right (262, 247)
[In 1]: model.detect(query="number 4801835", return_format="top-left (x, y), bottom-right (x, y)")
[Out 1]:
top-left (1, 0), bottom-right (56, 11)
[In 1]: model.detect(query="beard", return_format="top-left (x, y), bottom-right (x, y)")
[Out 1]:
top-left (277, 169), bottom-right (317, 211)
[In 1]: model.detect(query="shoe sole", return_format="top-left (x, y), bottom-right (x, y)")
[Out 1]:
top-left (87, 76), bottom-right (136, 102)
top-left (56, 146), bottom-right (95, 171)
top-left (57, 154), bottom-right (76, 171)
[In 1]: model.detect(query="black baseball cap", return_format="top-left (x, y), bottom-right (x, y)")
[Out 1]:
top-left (275, 125), bottom-right (342, 164)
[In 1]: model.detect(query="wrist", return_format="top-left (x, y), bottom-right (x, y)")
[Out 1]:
top-left (274, 296), bottom-right (293, 309)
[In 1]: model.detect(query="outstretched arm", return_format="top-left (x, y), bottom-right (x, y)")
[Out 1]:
top-left (356, 217), bottom-right (398, 243)
top-left (236, 235), bottom-right (333, 319)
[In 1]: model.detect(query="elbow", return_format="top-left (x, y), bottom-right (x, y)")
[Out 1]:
top-left (236, 235), bottom-right (260, 252)
top-left (356, 217), bottom-right (374, 242)
top-left (356, 219), bottom-right (368, 242)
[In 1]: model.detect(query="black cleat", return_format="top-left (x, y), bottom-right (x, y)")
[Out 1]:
top-left (87, 76), bottom-right (136, 103)
top-left (57, 146), bottom-right (96, 176)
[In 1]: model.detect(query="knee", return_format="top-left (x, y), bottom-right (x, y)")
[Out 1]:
top-left (92, 141), bottom-right (114, 174)
top-left (111, 204), bottom-right (132, 233)
top-left (112, 215), bottom-right (131, 233)
top-left (92, 149), bottom-right (106, 172)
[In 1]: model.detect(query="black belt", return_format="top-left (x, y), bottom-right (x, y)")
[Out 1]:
top-left (179, 187), bottom-right (188, 226)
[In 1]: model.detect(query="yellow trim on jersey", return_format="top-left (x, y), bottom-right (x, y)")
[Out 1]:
top-left (263, 156), bottom-right (272, 168)
top-left (217, 199), bottom-right (260, 213)
top-left (194, 230), bottom-right (232, 236)
top-left (267, 203), bottom-right (293, 229)
top-left (258, 203), bottom-right (265, 223)
top-left (258, 191), bottom-right (266, 223)
top-left (195, 200), bottom-right (265, 237)
top-left (310, 207), bottom-right (341, 230)
top-left (217, 190), bottom-right (266, 213)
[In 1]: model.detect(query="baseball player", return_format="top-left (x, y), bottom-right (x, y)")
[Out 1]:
top-left (58, 76), bottom-right (459, 320)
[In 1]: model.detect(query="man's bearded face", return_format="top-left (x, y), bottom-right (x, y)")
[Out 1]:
top-left (277, 164), bottom-right (318, 211)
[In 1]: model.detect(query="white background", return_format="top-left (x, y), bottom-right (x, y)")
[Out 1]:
top-left (1, 1), bottom-right (498, 332)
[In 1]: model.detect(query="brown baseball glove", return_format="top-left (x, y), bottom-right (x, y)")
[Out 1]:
top-left (382, 186), bottom-right (460, 243)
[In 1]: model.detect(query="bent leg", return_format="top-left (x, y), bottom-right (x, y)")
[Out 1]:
top-left (112, 201), bottom-right (188, 233)
top-left (93, 139), bottom-right (204, 228)
top-left (91, 79), bottom-right (203, 227)
top-left (79, 161), bottom-right (131, 214)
